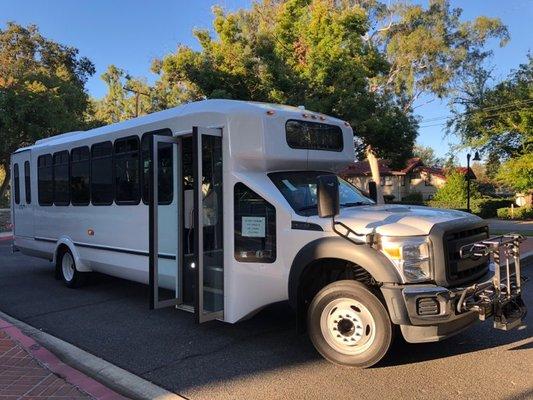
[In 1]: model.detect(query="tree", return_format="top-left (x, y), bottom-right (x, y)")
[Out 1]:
top-left (90, 65), bottom-right (155, 125)
top-left (0, 22), bottom-right (95, 198)
top-left (451, 55), bottom-right (532, 193)
top-left (496, 153), bottom-right (533, 193)
top-left (149, 0), bottom-right (506, 168)
top-left (433, 169), bottom-right (480, 204)
top-left (413, 144), bottom-right (443, 167)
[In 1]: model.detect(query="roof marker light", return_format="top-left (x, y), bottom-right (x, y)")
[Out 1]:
top-left (302, 113), bottom-right (309, 118)
top-left (266, 110), bottom-right (275, 116)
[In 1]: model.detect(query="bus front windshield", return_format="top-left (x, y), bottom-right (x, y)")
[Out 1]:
top-left (269, 171), bottom-right (374, 217)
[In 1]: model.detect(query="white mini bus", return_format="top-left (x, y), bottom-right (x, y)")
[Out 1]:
top-left (11, 100), bottom-right (526, 367)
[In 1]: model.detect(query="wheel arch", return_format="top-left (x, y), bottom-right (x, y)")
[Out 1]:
top-left (52, 237), bottom-right (92, 272)
top-left (288, 237), bottom-right (400, 310)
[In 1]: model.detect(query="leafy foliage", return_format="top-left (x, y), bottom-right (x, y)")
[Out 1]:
top-left (0, 22), bottom-right (94, 197)
top-left (496, 152), bottom-right (533, 193)
top-left (451, 56), bottom-right (532, 193)
top-left (497, 206), bottom-right (533, 220)
top-left (433, 169), bottom-right (480, 204)
top-left (413, 144), bottom-right (443, 167)
top-left (150, 1), bottom-right (505, 168)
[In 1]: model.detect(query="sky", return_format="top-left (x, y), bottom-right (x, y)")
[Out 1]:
top-left (2, 0), bottom-right (532, 164)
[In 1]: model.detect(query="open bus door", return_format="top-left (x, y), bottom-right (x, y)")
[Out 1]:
top-left (192, 127), bottom-right (224, 323)
top-left (149, 134), bottom-right (182, 309)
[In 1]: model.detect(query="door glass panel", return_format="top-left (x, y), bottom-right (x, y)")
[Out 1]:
top-left (150, 135), bottom-right (181, 309)
top-left (200, 134), bottom-right (224, 315)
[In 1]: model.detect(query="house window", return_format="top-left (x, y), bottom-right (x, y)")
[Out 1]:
top-left (234, 183), bottom-right (276, 263)
top-left (384, 176), bottom-right (393, 186)
top-left (400, 175), bottom-right (405, 186)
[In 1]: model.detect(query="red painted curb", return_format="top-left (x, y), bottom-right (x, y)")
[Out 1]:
top-left (0, 317), bottom-right (128, 400)
top-left (0, 235), bottom-right (13, 241)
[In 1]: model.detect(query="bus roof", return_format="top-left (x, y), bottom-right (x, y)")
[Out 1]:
top-left (16, 99), bottom-right (345, 152)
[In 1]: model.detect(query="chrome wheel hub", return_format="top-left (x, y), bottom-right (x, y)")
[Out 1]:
top-left (320, 298), bottom-right (376, 355)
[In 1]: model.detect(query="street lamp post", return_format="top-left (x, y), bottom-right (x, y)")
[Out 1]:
top-left (466, 151), bottom-right (481, 213)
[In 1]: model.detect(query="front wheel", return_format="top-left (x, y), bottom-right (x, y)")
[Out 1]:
top-left (307, 280), bottom-right (392, 368)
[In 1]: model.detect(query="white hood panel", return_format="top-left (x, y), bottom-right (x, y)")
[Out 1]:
top-left (335, 205), bottom-right (481, 237)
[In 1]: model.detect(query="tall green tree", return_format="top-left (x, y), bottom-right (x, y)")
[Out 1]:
top-left (90, 65), bottom-right (155, 125)
top-left (0, 22), bottom-right (95, 198)
top-left (451, 55), bottom-right (532, 192)
top-left (413, 144), bottom-right (443, 167)
top-left (151, 0), bottom-right (506, 167)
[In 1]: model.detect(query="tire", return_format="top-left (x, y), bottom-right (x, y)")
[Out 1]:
top-left (307, 280), bottom-right (392, 368)
top-left (58, 248), bottom-right (87, 288)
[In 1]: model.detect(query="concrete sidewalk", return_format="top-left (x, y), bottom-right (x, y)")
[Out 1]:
top-left (0, 318), bottom-right (127, 400)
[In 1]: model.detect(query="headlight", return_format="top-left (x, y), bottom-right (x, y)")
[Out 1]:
top-left (378, 236), bottom-right (431, 283)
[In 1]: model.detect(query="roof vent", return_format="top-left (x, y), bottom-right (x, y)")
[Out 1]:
top-left (298, 105), bottom-right (305, 110)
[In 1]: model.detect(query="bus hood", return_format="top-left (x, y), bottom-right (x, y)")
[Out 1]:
top-left (334, 204), bottom-right (482, 237)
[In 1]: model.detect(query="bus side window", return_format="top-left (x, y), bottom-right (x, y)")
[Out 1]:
top-left (38, 154), bottom-right (53, 206)
top-left (13, 163), bottom-right (20, 205)
top-left (24, 161), bottom-right (31, 204)
top-left (70, 146), bottom-right (90, 206)
top-left (234, 183), bottom-right (276, 263)
top-left (115, 136), bottom-right (140, 205)
top-left (53, 150), bottom-right (70, 206)
top-left (91, 141), bottom-right (114, 205)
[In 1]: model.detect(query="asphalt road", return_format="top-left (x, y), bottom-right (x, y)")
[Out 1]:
top-left (0, 240), bottom-right (531, 400)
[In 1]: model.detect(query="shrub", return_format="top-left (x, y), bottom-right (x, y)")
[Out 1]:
top-left (401, 191), bottom-right (424, 204)
top-left (497, 206), bottom-right (533, 220)
top-left (427, 197), bottom-right (514, 218)
top-left (433, 169), bottom-right (480, 203)
top-left (471, 198), bottom-right (514, 218)
top-left (383, 194), bottom-right (395, 203)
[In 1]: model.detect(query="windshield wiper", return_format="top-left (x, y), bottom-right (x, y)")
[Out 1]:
top-left (340, 201), bottom-right (372, 207)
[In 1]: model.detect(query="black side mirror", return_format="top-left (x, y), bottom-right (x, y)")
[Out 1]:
top-left (368, 181), bottom-right (378, 203)
top-left (317, 175), bottom-right (339, 218)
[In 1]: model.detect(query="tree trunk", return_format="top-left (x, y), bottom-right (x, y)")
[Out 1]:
top-left (366, 146), bottom-right (384, 205)
top-left (0, 162), bottom-right (11, 204)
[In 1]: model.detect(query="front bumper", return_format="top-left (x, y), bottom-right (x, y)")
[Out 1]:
top-left (381, 234), bottom-right (527, 343)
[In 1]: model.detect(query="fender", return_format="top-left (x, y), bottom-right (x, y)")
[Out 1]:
top-left (52, 237), bottom-right (92, 272)
top-left (288, 236), bottom-right (401, 309)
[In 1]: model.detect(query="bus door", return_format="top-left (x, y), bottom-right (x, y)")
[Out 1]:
top-left (12, 150), bottom-right (34, 238)
top-left (193, 127), bottom-right (224, 323)
top-left (149, 135), bottom-right (182, 309)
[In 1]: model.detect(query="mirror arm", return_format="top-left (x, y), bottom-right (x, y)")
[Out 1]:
top-left (331, 215), bottom-right (375, 246)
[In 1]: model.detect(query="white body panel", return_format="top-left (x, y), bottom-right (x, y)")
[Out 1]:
top-left (10, 100), bottom-right (353, 323)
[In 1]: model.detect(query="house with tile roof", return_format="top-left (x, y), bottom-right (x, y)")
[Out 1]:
top-left (340, 158), bottom-right (475, 201)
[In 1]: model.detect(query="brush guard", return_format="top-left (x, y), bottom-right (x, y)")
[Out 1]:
top-left (458, 234), bottom-right (527, 331)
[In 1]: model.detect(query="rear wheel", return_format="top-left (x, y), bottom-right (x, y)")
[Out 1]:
top-left (58, 248), bottom-right (87, 288)
top-left (307, 280), bottom-right (392, 368)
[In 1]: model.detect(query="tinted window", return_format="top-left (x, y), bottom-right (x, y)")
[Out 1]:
top-left (115, 136), bottom-right (140, 204)
top-left (269, 171), bottom-right (373, 216)
top-left (53, 150), bottom-right (70, 205)
top-left (141, 129), bottom-right (173, 205)
top-left (13, 163), bottom-right (20, 205)
top-left (24, 161), bottom-right (31, 204)
top-left (91, 141), bottom-right (114, 205)
top-left (70, 146), bottom-right (90, 205)
top-left (286, 120), bottom-right (343, 151)
top-left (234, 183), bottom-right (276, 263)
top-left (38, 154), bottom-right (53, 206)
